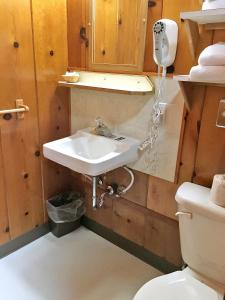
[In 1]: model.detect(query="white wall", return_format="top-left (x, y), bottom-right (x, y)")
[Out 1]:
top-left (70, 76), bottom-right (184, 182)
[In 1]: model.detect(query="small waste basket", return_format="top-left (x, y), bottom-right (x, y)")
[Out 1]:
top-left (46, 191), bottom-right (85, 237)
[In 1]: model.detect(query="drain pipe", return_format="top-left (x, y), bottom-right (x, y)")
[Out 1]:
top-left (92, 176), bottom-right (98, 209)
top-left (82, 174), bottom-right (104, 209)
top-left (83, 168), bottom-right (134, 209)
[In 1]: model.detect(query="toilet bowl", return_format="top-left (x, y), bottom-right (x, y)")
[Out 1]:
top-left (134, 270), bottom-right (223, 300)
top-left (134, 182), bottom-right (225, 300)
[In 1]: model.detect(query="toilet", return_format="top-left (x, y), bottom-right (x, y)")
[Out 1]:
top-left (134, 182), bottom-right (225, 300)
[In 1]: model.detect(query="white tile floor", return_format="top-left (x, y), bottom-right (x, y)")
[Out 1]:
top-left (0, 227), bottom-right (162, 300)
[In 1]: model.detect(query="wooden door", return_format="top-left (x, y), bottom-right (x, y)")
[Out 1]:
top-left (0, 0), bottom-right (44, 242)
top-left (88, 0), bottom-right (148, 72)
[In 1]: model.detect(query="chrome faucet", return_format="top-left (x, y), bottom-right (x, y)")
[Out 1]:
top-left (92, 117), bottom-right (113, 138)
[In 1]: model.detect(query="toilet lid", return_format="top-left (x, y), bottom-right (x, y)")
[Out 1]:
top-left (134, 271), bottom-right (219, 300)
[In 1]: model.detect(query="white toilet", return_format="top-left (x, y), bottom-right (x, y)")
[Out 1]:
top-left (134, 182), bottom-right (225, 300)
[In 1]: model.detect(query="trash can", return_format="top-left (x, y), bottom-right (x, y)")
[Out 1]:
top-left (46, 191), bottom-right (85, 238)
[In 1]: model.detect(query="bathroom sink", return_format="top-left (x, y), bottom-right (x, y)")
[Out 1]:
top-left (43, 129), bottom-right (140, 176)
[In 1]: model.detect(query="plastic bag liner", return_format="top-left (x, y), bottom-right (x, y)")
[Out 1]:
top-left (46, 191), bottom-right (85, 223)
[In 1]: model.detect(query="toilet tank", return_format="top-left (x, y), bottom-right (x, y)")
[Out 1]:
top-left (176, 182), bottom-right (225, 285)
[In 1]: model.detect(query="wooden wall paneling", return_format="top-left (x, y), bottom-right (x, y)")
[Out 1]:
top-left (0, 0), bottom-right (44, 239)
top-left (144, 210), bottom-right (182, 267)
top-left (143, 0), bottom-right (163, 72)
top-left (112, 198), bottom-right (145, 246)
top-left (147, 176), bottom-right (178, 220)
top-left (85, 183), bottom-right (113, 229)
top-left (0, 131), bottom-right (10, 244)
top-left (32, 0), bottom-right (72, 214)
top-left (178, 87), bottom-right (206, 183)
top-left (213, 29), bottom-right (225, 43)
top-left (0, 121), bottom-right (41, 238)
top-left (191, 30), bottom-right (225, 186)
top-left (67, 0), bottom-right (87, 68)
top-left (70, 171), bottom-right (86, 195)
top-left (105, 168), bottom-right (148, 207)
top-left (194, 87), bottom-right (225, 186)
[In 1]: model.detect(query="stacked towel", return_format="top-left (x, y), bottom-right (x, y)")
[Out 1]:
top-left (210, 174), bottom-right (225, 207)
top-left (202, 0), bottom-right (225, 10)
top-left (190, 66), bottom-right (225, 83)
top-left (190, 43), bottom-right (225, 83)
top-left (199, 43), bottom-right (225, 66)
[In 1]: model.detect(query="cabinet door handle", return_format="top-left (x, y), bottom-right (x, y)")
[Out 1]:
top-left (175, 211), bottom-right (193, 219)
top-left (80, 27), bottom-right (89, 48)
top-left (148, 0), bottom-right (156, 7)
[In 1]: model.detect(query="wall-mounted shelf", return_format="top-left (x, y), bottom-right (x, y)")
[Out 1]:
top-left (180, 9), bottom-right (225, 59)
top-left (174, 75), bottom-right (225, 111)
top-left (174, 75), bottom-right (225, 86)
top-left (58, 71), bottom-right (154, 95)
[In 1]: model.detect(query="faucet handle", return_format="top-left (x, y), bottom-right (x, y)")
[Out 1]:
top-left (95, 117), bottom-right (104, 127)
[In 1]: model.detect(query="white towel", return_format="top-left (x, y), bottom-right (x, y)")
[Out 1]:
top-left (198, 43), bottom-right (225, 66)
top-left (190, 65), bottom-right (225, 83)
top-left (202, 0), bottom-right (225, 9)
top-left (210, 174), bottom-right (225, 207)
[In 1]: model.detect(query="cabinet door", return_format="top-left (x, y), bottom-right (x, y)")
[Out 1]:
top-left (0, 0), bottom-right (44, 241)
top-left (88, 0), bottom-right (148, 72)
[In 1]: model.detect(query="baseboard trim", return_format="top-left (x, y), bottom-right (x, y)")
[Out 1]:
top-left (0, 223), bottom-right (50, 259)
top-left (81, 216), bottom-right (180, 274)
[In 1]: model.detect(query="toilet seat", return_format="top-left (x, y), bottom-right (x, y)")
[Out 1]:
top-left (134, 271), bottom-right (221, 300)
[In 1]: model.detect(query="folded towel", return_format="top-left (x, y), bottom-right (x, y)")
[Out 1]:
top-left (190, 65), bottom-right (225, 83)
top-left (202, 0), bottom-right (225, 9)
top-left (198, 43), bottom-right (225, 66)
top-left (210, 174), bottom-right (225, 207)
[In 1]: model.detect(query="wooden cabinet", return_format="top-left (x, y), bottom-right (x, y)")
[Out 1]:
top-left (87, 0), bottom-right (148, 72)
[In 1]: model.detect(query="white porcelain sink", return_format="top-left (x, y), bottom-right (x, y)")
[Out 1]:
top-left (43, 129), bottom-right (140, 176)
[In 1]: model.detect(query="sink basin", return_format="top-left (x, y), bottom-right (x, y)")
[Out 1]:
top-left (43, 129), bottom-right (140, 176)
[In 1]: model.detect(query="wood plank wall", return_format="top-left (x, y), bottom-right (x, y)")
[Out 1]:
top-left (0, 1), bottom-right (70, 244)
top-left (0, 0), bottom-right (44, 241)
top-left (67, 0), bottom-right (225, 267)
top-left (32, 0), bottom-right (71, 220)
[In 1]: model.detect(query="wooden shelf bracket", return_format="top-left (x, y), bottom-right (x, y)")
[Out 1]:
top-left (181, 9), bottom-right (225, 60)
top-left (184, 19), bottom-right (200, 61)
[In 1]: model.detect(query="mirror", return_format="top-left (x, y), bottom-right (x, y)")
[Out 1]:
top-left (87, 0), bottom-right (148, 72)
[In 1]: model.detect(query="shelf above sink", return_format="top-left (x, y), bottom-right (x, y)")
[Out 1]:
top-left (58, 71), bottom-right (154, 95)
top-left (174, 75), bottom-right (225, 87)
top-left (181, 8), bottom-right (225, 25)
top-left (173, 75), bottom-right (225, 111)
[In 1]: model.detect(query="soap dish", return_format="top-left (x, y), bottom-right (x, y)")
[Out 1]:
top-left (62, 72), bottom-right (80, 83)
